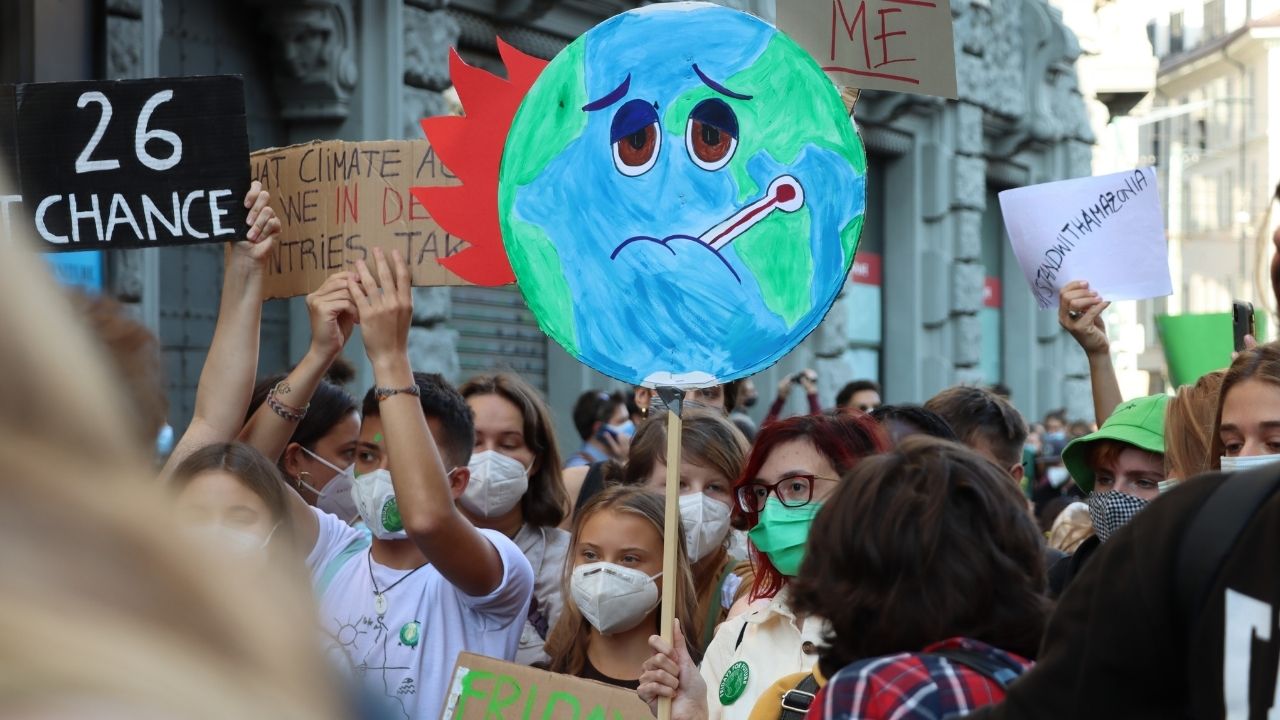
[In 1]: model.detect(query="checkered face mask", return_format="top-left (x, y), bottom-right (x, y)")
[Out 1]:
top-left (1087, 490), bottom-right (1149, 543)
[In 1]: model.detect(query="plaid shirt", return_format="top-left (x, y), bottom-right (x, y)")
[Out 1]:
top-left (806, 638), bottom-right (1031, 720)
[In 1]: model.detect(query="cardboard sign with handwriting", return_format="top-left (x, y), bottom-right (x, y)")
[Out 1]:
top-left (999, 167), bottom-right (1171, 310)
top-left (776, 0), bottom-right (958, 99)
top-left (245, 139), bottom-right (470, 299)
top-left (1, 75), bottom-right (249, 251)
top-left (441, 653), bottom-right (651, 720)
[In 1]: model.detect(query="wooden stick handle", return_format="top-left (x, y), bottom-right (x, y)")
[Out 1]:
top-left (658, 398), bottom-right (684, 720)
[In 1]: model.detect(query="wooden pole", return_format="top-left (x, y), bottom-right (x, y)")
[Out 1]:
top-left (655, 387), bottom-right (684, 720)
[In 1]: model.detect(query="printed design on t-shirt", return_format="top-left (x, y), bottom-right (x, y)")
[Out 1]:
top-left (335, 610), bottom-right (424, 719)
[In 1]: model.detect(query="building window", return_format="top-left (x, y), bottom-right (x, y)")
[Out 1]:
top-left (1204, 0), bottom-right (1225, 39)
top-left (1170, 12), bottom-right (1185, 54)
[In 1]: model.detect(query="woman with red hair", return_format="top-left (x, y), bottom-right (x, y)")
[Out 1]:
top-left (643, 412), bottom-right (886, 720)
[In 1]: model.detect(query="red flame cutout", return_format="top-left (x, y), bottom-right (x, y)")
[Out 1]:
top-left (413, 39), bottom-right (548, 286)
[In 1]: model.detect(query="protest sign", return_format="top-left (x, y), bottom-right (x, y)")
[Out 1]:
top-left (441, 653), bottom-right (651, 720)
top-left (776, 0), bottom-right (958, 99)
top-left (421, 7), bottom-right (866, 390)
top-left (0, 75), bottom-right (249, 251)
top-left (999, 167), bottom-right (1171, 310)
top-left (244, 139), bottom-right (468, 299)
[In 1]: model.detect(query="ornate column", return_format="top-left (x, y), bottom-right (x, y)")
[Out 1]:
top-left (259, 0), bottom-right (359, 121)
top-left (404, 0), bottom-right (463, 381)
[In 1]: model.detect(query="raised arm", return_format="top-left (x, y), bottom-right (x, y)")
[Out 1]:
top-left (350, 248), bottom-right (506, 596)
top-left (161, 182), bottom-right (279, 477)
top-left (238, 271), bottom-right (356, 548)
top-left (1059, 280), bottom-right (1122, 425)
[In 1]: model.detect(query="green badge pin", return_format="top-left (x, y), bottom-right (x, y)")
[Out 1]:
top-left (400, 621), bottom-right (421, 648)
top-left (719, 661), bottom-right (749, 705)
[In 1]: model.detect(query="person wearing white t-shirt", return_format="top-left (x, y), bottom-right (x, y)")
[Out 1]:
top-left (278, 249), bottom-right (534, 720)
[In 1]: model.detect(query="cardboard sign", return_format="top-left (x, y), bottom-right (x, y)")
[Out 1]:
top-left (999, 167), bottom-right (1171, 310)
top-left (432, 6), bottom-right (867, 389)
top-left (0, 75), bottom-right (249, 251)
top-left (776, 0), bottom-right (958, 99)
top-left (245, 139), bottom-right (468, 299)
top-left (441, 653), bottom-right (651, 720)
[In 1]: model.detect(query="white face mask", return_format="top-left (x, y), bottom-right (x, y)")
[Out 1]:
top-left (351, 469), bottom-right (409, 540)
top-left (1045, 465), bottom-right (1071, 489)
top-left (1220, 454), bottom-right (1280, 472)
top-left (462, 450), bottom-right (530, 518)
top-left (679, 492), bottom-right (731, 562)
top-left (570, 562), bottom-right (661, 635)
top-left (299, 446), bottom-right (359, 523)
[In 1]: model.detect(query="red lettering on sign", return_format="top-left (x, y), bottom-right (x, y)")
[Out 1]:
top-left (826, 0), bottom-right (926, 85)
top-left (337, 184), bottom-right (358, 224)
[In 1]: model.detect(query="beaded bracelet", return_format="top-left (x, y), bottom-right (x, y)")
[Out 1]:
top-left (267, 381), bottom-right (309, 422)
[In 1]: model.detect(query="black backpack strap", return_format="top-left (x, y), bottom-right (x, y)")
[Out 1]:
top-left (927, 648), bottom-right (1023, 691)
top-left (1176, 465), bottom-right (1280, 622)
top-left (779, 674), bottom-right (820, 720)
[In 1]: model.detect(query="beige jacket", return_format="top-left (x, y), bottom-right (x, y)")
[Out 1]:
top-left (699, 589), bottom-right (826, 720)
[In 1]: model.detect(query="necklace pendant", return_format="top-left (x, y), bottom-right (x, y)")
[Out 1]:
top-left (374, 592), bottom-right (388, 617)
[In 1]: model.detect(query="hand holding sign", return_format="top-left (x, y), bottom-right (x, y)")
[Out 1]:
top-left (347, 249), bottom-right (413, 367)
top-left (639, 620), bottom-right (707, 720)
top-left (1058, 281), bottom-right (1111, 357)
top-left (305, 271), bottom-right (357, 363)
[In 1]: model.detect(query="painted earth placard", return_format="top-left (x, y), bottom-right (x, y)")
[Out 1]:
top-left (495, 3), bottom-right (866, 388)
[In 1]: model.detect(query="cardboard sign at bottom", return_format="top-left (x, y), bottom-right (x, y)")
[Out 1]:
top-left (442, 653), bottom-right (651, 720)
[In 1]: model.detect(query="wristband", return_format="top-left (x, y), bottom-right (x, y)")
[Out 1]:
top-left (375, 384), bottom-right (421, 402)
top-left (267, 381), bottom-right (309, 422)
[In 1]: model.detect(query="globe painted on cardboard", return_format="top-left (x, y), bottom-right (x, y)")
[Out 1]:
top-left (499, 2), bottom-right (866, 388)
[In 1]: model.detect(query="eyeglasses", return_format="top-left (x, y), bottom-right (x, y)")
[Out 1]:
top-left (736, 474), bottom-right (833, 513)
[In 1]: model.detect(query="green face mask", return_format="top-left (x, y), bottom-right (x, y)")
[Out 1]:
top-left (747, 497), bottom-right (822, 577)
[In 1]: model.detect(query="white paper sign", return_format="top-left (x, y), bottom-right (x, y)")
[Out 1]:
top-left (999, 168), bottom-right (1171, 310)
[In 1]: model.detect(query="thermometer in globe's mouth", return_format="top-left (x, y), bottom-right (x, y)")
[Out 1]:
top-left (703, 175), bottom-right (805, 251)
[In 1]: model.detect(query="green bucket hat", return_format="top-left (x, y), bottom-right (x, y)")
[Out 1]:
top-left (1062, 394), bottom-right (1168, 493)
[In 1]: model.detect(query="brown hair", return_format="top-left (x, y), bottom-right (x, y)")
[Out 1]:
top-left (169, 443), bottom-right (296, 550)
top-left (1210, 343), bottom-right (1280, 468)
top-left (69, 291), bottom-right (168, 446)
top-left (925, 386), bottom-right (1028, 469)
top-left (1165, 370), bottom-right (1223, 478)
top-left (618, 410), bottom-right (749, 645)
top-left (545, 486), bottom-right (702, 675)
top-left (619, 409), bottom-right (749, 489)
top-left (459, 373), bottom-right (570, 527)
top-left (1085, 439), bottom-right (1162, 476)
top-left (790, 436), bottom-right (1048, 670)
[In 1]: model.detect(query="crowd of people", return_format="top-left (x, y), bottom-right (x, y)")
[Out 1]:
top-left (12, 182), bottom-right (1280, 718)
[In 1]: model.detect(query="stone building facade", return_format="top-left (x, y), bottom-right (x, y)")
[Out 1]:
top-left (6, 0), bottom-right (1095, 440)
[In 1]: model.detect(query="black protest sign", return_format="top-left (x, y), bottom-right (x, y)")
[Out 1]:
top-left (0, 75), bottom-right (249, 251)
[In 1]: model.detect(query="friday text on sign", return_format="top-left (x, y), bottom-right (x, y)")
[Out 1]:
top-left (0, 75), bottom-right (249, 251)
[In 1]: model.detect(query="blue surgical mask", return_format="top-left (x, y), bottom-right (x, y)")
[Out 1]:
top-left (606, 420), bottom-right (636, 438)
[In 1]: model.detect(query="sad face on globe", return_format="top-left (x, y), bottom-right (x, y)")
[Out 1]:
top-left (497, 2), bottom-right (866, 388)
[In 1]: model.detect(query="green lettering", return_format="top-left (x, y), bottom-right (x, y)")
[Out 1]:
top-left (585, 705), bottom-right (608, 720)
top-left (457, 670), bottom-right (495, 718)
top-left (487, 674), bottom-right (523, 720)
top-left (521, 685), bottom-right (540, 720)
top-left (540, 691), bottom-right (581, 720)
